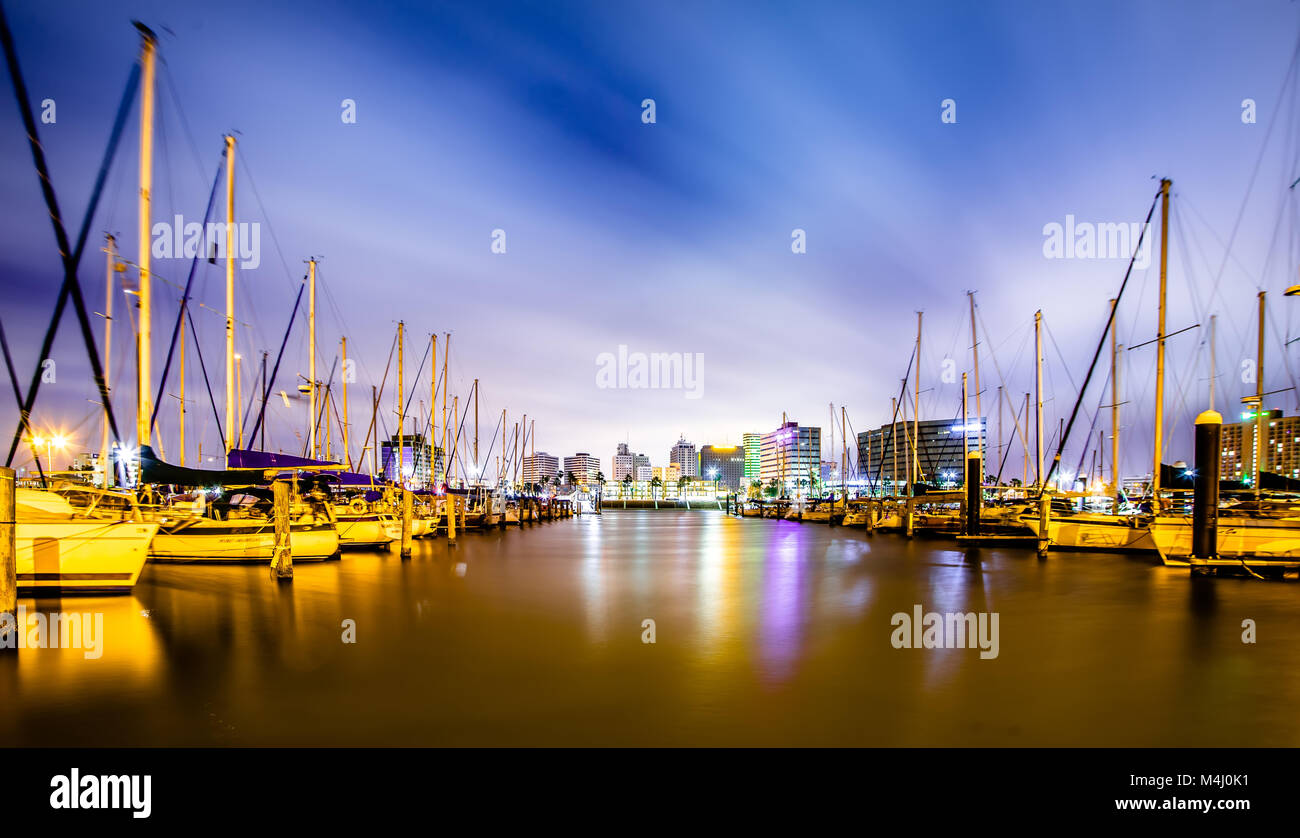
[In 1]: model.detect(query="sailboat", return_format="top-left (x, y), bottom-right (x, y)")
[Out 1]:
top-left (14, 489), bottom-right (158, 594)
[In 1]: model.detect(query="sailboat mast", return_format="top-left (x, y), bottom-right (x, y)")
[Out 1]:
top-left (913, 311), bottom-right (922, 489)
top-left (397, 320), bottom-right (405, 485)
top-left (341, 336), bottom-right (350, 469)
top-left (1034, 310), bottom-right (1044, 488)
top-left (101, 235), bottom-right (116, 485)
top-left (969, 291), bottom-right (982, 464)
top-left (840, 404), bottom-right (846, 508)
top-left (1109, 298), bottom-right (1120, 507)
top-left (308, 257), bottom-right (317, 458)
top-left (178, 309), bottom-right (186, 466)
top-left (1255, 291), bottom-right (1266, 500)
top-left (136, 27), bottom-right (156, 451)
top-left (1151, 177), bottom-right (1171, 503)
top-left (891, 396), bottom-right (898, 496)
top-left (1209, 314), bottom-right (1217, 411)
top-left (441, 332), bottom-right (450, 481)
top-left (436, 331), bottom-right (441, 478)
top-left (474, 377), bottom-right (479, 483)
top-left (223, 134), bottom-right (236, 457)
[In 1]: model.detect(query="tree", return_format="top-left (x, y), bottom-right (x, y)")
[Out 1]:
top-left (565, 470), bottom-right (576, 488)
top-left (650, 475), bottom-right (662, 500)
top-left (595, 471), bottom-right (605, 505)
top-left (677, 475), bottom-right (688, 498)
top-left (621, 473), bottom-right (632, 499)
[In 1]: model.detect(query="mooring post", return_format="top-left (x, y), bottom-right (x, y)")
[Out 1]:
top-left (1192, 410), bottom-right (1221, 564)
top-left (965, 450), bottom-right (982, 537)
top-left (400, 488), bottom-right (413, 558)
top-left (271, 478), bottom-right (293, 580)
top-left (1036, 491), bottom-right (1050, 557)
top-left (1, 467), bottom-right (16, 650)
top-left (446, 492), bottom-right (457, 544)
top-left (905, 497), bottom-right (914, 537)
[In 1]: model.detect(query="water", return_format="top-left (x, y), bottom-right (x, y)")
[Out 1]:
top-left (2, 510), bottom-right (1298, 746)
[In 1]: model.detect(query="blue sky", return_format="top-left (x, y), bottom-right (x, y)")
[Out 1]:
top-left (2, 0), bottom-right (1298, 480)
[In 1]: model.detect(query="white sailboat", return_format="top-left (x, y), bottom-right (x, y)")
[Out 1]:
top-left (15, 489), bottom-right (158, 594)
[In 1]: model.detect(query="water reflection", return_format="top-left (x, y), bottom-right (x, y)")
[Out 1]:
top-left (2, 510), bottom-right (1298, 746)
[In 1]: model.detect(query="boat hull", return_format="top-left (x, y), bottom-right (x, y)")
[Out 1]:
top-left (335, 514), bottom-right (395, 549)
top-left (150, 520), bottom-right (339, 562)
top-left (16, 518), bottom-right (158, 595)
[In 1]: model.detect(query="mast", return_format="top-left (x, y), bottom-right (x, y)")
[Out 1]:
top-left (501, 408), bottom-right (507, 488)
top-left (341, 336), bottom-right (350, 469)
top-left (136, 27), bottom-right (156, 450)
top-left (1034, 310), bottom-right (1044, 488)
top-left (968, 291), bottom-right (982, 466)
top-left (1023, 393), bottom-right (1030, 488)
top-left (370, 384), bottom-right (378, 478)
top-left (430, 333), bottom-right (437, 482)
top-left (474, 377), bottom-right (479, 484)
top-left (1208, 314), bottom-right (1217, 411)
top-left (259, 351), bottom-right (266, 451)
top-left (891, 396), bottom-right (898, 496)
top-left (962, 372), bottom-right (969, 488)
top-left (1255, 291), bottom-right (1266, 500)
top-left (1151, 177), bottom-right (1171, 503)
top-left (307, 257), bottom-right (317, 458)
top-left (223, 134), bottom-right (235, 457)
top-left (235, 353), bottom-right (242, 449)
top-left (840, 404), bottom-right (847, 509)
top-left (178, 308), bottom-right (185, 465)
top-left (441, 332), bottom-right (450, 483)
top-left (101, 235), bottom-right (116, 486)
top-left (996, 384), bottom-right (1003, 485)
top-left (913, 311), bottom-right (922, 490)
top-left (512, 422), bottom-right (519, 487)
top-left (397, 320), bottom-right (404, 486)
top-left (1110, 298), bottom-right (1121, 507)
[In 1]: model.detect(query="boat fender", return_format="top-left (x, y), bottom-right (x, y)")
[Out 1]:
top-left (349, 497), bottom-right (367, 515)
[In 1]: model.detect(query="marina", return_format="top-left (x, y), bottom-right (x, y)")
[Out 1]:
top-left (5, 508), bottom-right (1300, 748)
top-left (0, 3), bottom-right (1298, 813)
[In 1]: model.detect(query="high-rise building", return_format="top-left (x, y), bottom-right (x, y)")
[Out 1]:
top-left (612, 442), bottom-right (636, 482)
top-left (522, 451), bottom-right (559, 486)
top-left (759, 421), bottom-right (822, 492)
top-left (699, 444), bottom-right (746, 490)
top-left (1221, 409), bottom-right (1300, 484)
top-left (564, 453), bottom-right (601, 486)
top-left (652, 464), bottom-right (682, 485)
top-left (382, 433), bottom-right (435, 487)
top-left (669, 436), bottom-right (698, 477)
top-left (856, 418), bottom-right (985, 488)
top-left (742, 432), bottom-right (761, 482)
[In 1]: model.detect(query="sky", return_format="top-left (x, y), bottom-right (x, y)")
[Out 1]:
top-left (1, 0), bottom-right (1298, 481)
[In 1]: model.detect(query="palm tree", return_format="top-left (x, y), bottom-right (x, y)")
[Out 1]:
top-left (594, 471), bottom-right (605, 506)
top-left (676, 475), bottom-right (688, 499)
top-left (621, 473), bottom-right (632, 499)
top-left (650, 475), bottom-right (662, 500)
top-left (565, 470), bottom-right (576, 488)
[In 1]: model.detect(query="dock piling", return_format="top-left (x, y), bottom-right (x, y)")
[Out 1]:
top-left (400, 489), bottom-right (413, 558)
top-left (1, 467), bottom-right (15, 649)
top-left (1036, 491), bottom-right (1050, 557)
top-left (1192, 410), bottom-right (1221, 565)
top-left (271, 478), bottom-right (293, 580)
top-left (965, 450), bottom-right (982, 537)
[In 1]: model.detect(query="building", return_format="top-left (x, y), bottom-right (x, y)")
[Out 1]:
top-left (1221, 409), bottom-right (1300, 484)
top-left (820, 460), bottom-right (839, 485)
top-left (669, 436), bottom-right (698, 477)
top-left (382, 433), bottom-right (434, 487)
top-left (698, 444), bottom-right (746, 490)
top-left (652, 464), bottom-right (682, 485)
top-left (612, 443), bottom-right (636, 482)
top-left (564, 452), bottom-right (602, 486)
top-left (743, 432), bottom-right (761, 481)
top-left (522, 451), bottom-right (559, 486)
top-left (759, 421), bottom-right (822, 493)
top-left (635, 465), bottom-right (653, 481)
top-left (856, 417), bottom-right (986, 488)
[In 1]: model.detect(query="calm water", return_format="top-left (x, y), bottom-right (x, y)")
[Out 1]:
top-left (2, 510), bottom-right (1298, 746)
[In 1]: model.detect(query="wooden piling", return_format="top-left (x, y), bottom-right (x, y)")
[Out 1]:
top-left (1, 467), bottom-right (16, 649)
top-left (400, 488), bottom-right (413, 558)
top-left (1036, 491), bottom-right (1050, 557)
top-left (965, 450), bottom-right (982, 537)
top-left (271, 478), bottom-right (293, 580)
